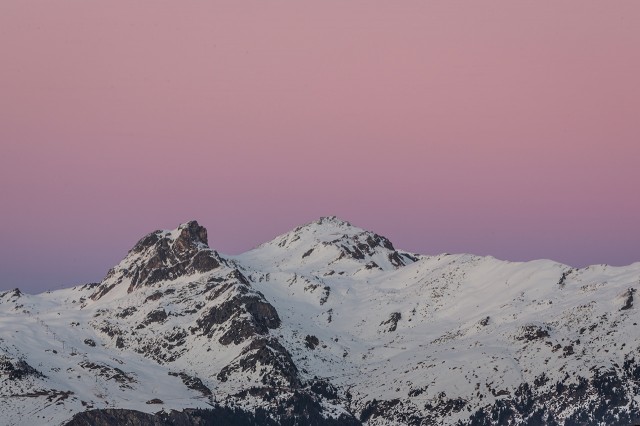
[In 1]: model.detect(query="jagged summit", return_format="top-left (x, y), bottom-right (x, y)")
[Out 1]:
top-left (91, 220), bottom-right (222, 300)
top-left (130, 220), bottom-right (209, 252)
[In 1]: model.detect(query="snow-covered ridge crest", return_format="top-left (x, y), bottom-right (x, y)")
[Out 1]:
top-left (241, 215), bottom-right (420, 273)
top-left (91, 220), bottom-right (223, 301)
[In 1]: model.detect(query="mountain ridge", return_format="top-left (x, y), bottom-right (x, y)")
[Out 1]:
top-left (2, 218), bottom-right (640, 425)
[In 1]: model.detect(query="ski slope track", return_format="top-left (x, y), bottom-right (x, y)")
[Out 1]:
top-left (2, 217), bottom-right (640, 425)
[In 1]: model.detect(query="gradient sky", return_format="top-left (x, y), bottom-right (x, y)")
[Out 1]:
top-left (1, 1), bottom-right (639, 293)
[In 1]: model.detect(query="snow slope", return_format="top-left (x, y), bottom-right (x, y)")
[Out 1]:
top-left (2, 217), bottom-right (640, 425)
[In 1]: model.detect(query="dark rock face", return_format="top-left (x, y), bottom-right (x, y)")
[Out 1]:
top-left (0, 357), bottom-right (45, 380)
top-left (6, 288), bottom-right (22, 298)
top-left (380, 312), bottom-right (401, 332)
top-left (305, 335), bottom-right (319, 350)
top-left (387, 252), bottom-right (405, 267)
top-left (90, 283), bottom-right (116, 301)
top-left (174, 220), bottom-right (209, 249)
top-left (516, 324), bottom-right (550, 341)
top-left (144, 292), bottom-right (163, 303)
top-left (355, 233), bottom-right (395, 258)
top-left (63, 404), bottom-right (361, 426)
top-left (168, 372), bottom-right (211, 397)
top-left (359, 399), bottom-right (401, 423)
top-left (218, 338), bottom-right (300, 388)
top-left (91, 221), bottom-right (222, 299)
top-left (63, 409), bottom-right (164, 426)
top-left (125, 245), bottom-right (220, 292)
top-left (143, 309), bottom-right (168, 325)
top-left (79, 361), bottom-right (135, 388)
top-left (129, 221), bottom-right (208, 255)
top-left (360, 395), bottom-right (467, 426)
top-left (620, 288), bottom-right (635, 310)
top-left (330, 231), bottom-right (408, 269)
top-left (307, 379), bottom-right (339, 400)
top-left (116, 306), bottom-right (138, 318)
top-left (191, 250), bottom-right (220, 273)
top-left (557, 269), bottom-right (573, 287)
top-left (463, 368), bottom-right (640, 426)
top-left (365, 233), bottom-right (395, 251)
top-left (195, 275), bottom-right (281, 346)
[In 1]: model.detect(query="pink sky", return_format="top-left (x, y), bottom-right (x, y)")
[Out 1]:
top-left (1, 1), bottom-right (639, 293)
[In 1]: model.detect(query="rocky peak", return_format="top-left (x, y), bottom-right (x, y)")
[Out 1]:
top-left (91, 221), bottom-right (222, 300)
top-left (129, 220), bottom-right (208, 255)
top-left (175, 220), bottom-right (209, 248)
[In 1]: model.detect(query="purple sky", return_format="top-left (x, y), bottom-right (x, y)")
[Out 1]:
top-left (1, 1), bottom-right (639, 293)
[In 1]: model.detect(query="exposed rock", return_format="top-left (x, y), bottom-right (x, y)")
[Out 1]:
top-left (563, 345), bottom-right (574, 356)
top-left (144, 291), bottom-right (164, 303)
top-left (620, 288), bottom-right (635, 310)
top-left (3, 288), bottom-right (22, 299)
top-left (143, 308), bottom-right (168, 325)
top-left (168, 372), bottom-right (211, 397)
top-left (303, 283), bottom-right (331, 306)
top-left (63, 404), bottom-right (360, 426)
top-left (424, 393), bottom-right (468, 420)
top-left (191, 250), bottom-right (220, 273)
top-left (218, 338), bottom-right (300, 388)
top-left (174, 220), bottom-right (209, 249)
top-left (116, 306), bottom-right (137, 318)
top-left (380, 312), bottom-right (401, 332)
top-left (364, 261), bottom-right (380, 270)
top-left (305, 335), bottom-right (319, 350)
top-left (307, 379), bottom-right (338, 400)
top-left (320, 286), bottom-right (331, 305)
top-left (558, 269), bottom-right (573, 287)
top-left (388, 252), bottom-right (405, 267)
top-left (79, 361), bottom-right (135, 388)
top-left (337, 231), bottom-right (406, 268)
top-left (64, 409), bottom-right (164, 426)
top-left (360, 398), bottom-right (401, 423)
top-left (464, 370), bottom-right (640, 426)
top-left (11, 389), bottom-right (72, 403)
top-left (195, 288), bottom-right (280, 346)
top-left (515, 324), bottom-right (550, 341)
top-left (0, 357), bottom-right (45, 380)
top-left (91, 221), bottom-right (222, 299)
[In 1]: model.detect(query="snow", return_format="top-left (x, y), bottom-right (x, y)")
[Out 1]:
top-left (2, 217), bottom-right (640, 425)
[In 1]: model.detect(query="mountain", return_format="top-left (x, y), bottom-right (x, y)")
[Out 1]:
top-left (2, 217), bottom-right (640, 425)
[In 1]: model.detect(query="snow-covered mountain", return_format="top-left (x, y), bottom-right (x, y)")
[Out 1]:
top-left (2, 218), bottom-right (640, 425)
